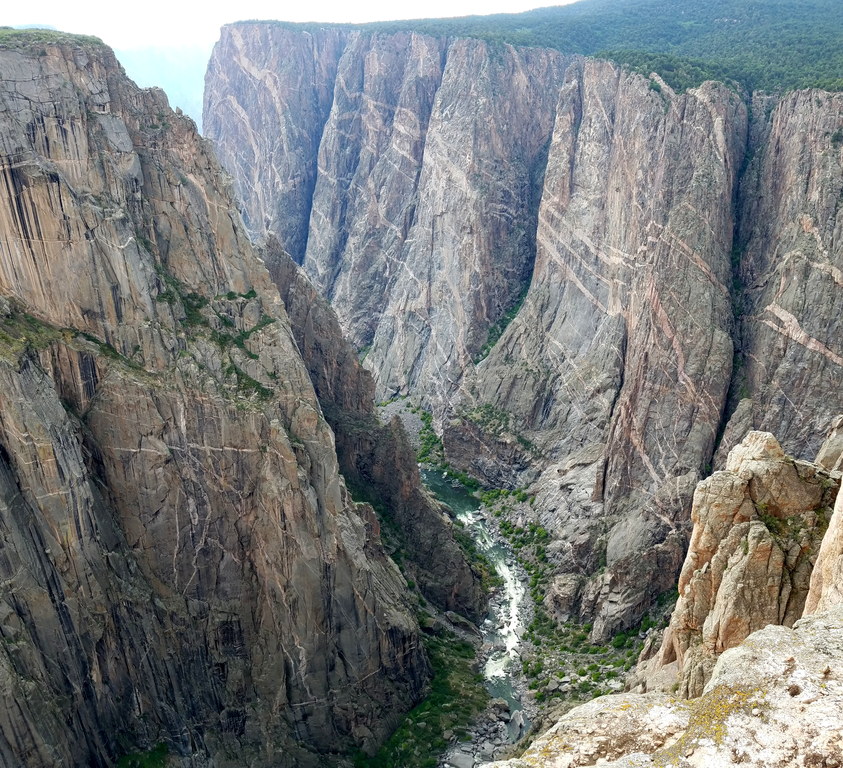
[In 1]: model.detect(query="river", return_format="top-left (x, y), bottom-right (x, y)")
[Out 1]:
top-left (422, 469), bottom-right (531, 762)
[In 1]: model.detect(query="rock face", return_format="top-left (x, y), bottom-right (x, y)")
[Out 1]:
top-left (480, 606), bottom-right (843, 768)
top-left (206, 24), bottom-right (568, 406)
top-left (449, 64), bottom-right (746, 640)
top-left (0, 35), bottom-right (429, 767)
top-left (647, 431), bottom-right (839, 697)
top-left (805, 418), bottom-right (843, 614)
top-left (204, 23), bottom-right (843, 637)
top-left (730, 92), bottom-right (843, 459)
top-left (805, 485), bottom-right (843, 615)
top-left (263, 238), bottom-right (485, 619)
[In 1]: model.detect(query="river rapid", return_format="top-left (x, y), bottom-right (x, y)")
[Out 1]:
top-left (422, 470), bottom-right (533, 767)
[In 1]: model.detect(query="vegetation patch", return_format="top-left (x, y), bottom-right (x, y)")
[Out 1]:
top-left (651, 685), bottom-right (765, 767)
top-left (210, 314), bottom-right (276, 361)
top-left (415, 407), bottom-right (444, 463)
top-left (484, 490), bottom-right (676, 708)
top-left (0, 308), bottom-right (63, 359)
top-left (465, 403), bottom-right (511, 436)
top-left (216, 289), bottom-right (257, 301)
top-left (153, 267), bottom-right (277, 402)
top-left (0, 28), bottom-right (106, 49)
top-left (0, 305), bottom-right (144, 376)
top-left (474, 288), bottom-right (527, 363)
top-left (224, 363), bottom-right (272, 401)
top-left (262, 0), bottom-right (843, 93)
top-left (116, 743), bottom-right (168, 768)
top-left (354, 629), bottom-right (488, 768)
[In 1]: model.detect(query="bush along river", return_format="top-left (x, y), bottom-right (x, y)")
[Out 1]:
top-left (423, 469), bottom-right (535, 768)
top-left (371, 400), bottom-right (673, 768)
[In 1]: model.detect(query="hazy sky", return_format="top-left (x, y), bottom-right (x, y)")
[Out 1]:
top-left (8, 0), bottom-right (581, 128)
top-left (8, 0), bottom-right (576, 50)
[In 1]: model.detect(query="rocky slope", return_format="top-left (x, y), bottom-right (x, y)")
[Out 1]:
top-left (481, 427), bottom-right (843, 768)
top-left (480, 606), bottom-right (843, 768)
top-left (0, 33), bottom-right (432, 767)
top-left (204, 23), bottom-right (843, 639)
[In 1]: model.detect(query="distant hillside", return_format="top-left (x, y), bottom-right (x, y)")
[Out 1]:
top-left (251, 0), bottom-right (843, 93)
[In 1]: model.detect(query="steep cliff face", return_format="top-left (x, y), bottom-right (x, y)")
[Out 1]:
top-left (0, 35), bottom-right (427, 767)
top-left (206, 24), bottom-right (568, 409)
top-left (262, 238), bottom-right (485, 619)
top-left (728, 91), bottom-right (843, 459)
top-left (450, 63), bottom-right (747, 640)
top-left (202, 24), bottom-right (346, 255)
top-left (204, 22), bottom-right (843, 638)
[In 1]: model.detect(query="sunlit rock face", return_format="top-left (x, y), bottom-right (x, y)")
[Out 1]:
top-left (205, 23), bottom-right (843, 638)
top-left (647, 431), bottom-right (839, 698)
top-left (0, 36), bottom-right (429, 767)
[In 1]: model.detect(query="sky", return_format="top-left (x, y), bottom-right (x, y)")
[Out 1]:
top-left (6, 0), bottom-right (575, 50)
top-left (7, 0), bottom-right (579, 128)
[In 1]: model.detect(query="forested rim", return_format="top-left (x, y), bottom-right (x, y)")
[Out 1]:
top-left (242, 0), bottom-right (843, 94)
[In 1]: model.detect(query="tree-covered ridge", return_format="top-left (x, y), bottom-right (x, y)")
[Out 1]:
top-left (243, 0), bottom-right (842, 93)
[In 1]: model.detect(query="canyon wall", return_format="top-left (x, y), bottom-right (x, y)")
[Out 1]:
top-left (0, 35), bottom-right (432, 767)
top-left (206, 25), bottom-right (567, 408)
top-left (263, 237), bottom-right (484, 619)
top-left (204, 22), bottom-right (843, 638)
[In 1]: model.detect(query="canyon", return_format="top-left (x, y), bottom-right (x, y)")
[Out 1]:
top-left (0, 10), bottom-right (841, 768)
top-left (204, 22), bottom-right (843, 643)
top-left (0, 32), bottom-right (482, 766)
top-left (480, 427), bottom-right (843, 768)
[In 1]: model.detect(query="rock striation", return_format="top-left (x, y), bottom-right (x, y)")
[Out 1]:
top-left (0, 34), bottom-right (432, 767)
top-left (449, 63), bottom-right (746, 641)
top-left (647, 431), bottom-right (839, 697)
top-left (204, 23), bottom-right (843, 638)
top-left (728, 92), bottom-right (843, 460)
top-left (206, 24), bottom-right (568, 408)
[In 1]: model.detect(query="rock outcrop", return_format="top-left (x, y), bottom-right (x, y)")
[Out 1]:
top-left (805, 418), bottom-right (843, 614)
top-left (648, 431), bottom-right (839, 697)
top-left (204, 22), bottom-right (843, 637)
top-left (805, 485), bottom-right (843, 615)
top-left (0, 34), bottom-right (429, 767)
top-left (480, 606), bottom-right (843, 768)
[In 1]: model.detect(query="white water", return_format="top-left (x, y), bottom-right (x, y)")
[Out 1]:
top-left (456, 506), bottom-right (526, 683)
top-left (422, 471), bottom-right (528, 721)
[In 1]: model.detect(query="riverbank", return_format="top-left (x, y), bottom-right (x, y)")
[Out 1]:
top-left (374, 399), bottom-right (671, 767)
